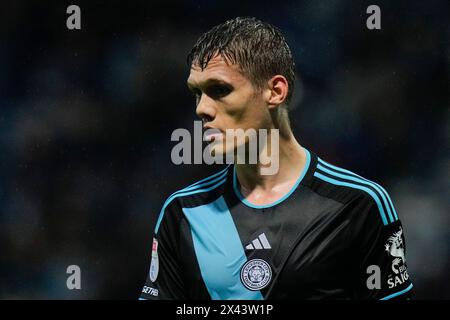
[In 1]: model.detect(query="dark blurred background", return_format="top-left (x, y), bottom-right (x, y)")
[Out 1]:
top-left (0, 0), bottom-right (448, 299)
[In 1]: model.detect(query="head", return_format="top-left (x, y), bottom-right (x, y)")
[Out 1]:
top-left (187, 17), bottom-right (296, 157)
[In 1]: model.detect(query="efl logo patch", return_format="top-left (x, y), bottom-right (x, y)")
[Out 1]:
top-left (240, 259), bottom-right (272, 291)
top-left (149, 238), bottom-right (159, 282)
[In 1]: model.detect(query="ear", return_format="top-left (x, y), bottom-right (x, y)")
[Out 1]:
top-left (264, 75), bottom-right (289, 109)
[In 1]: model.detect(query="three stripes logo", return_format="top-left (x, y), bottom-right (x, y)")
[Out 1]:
top-left (245, 233), bottom-right (271, 250)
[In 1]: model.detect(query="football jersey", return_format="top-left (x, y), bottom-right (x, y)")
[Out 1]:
top-left (140, 148), bottom-right (413, 300)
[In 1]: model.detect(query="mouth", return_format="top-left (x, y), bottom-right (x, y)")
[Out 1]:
top-left (203, 127), bottom-right (223, 142)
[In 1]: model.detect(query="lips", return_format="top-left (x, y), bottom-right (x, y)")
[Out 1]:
top-left (203, 127), bottom-right (223, 142)
top-left (205, 133), bottom-right (223, 142)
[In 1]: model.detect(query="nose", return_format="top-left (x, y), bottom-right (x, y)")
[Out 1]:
top-left (195, 94), bottom-right (216, 123)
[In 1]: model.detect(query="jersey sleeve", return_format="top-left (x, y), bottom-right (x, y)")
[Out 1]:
top-left (350, 192), bottom-right (413, 300)
top-left (139, 203), bottom-right (187, 300)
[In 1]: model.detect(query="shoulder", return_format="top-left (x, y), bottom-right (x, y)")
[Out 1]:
top-left (154, 165), bottom-right (231, 234)
top-left (307, 154), bottom-right (399, 226)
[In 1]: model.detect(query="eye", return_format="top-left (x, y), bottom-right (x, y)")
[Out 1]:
top-left (206, 85), bottom-right (232, 99)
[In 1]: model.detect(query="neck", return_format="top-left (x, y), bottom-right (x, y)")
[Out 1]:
top-left (235, 131), bottom-right (306, 195)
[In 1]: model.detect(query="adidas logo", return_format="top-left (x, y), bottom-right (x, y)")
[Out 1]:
top-left (245, 233), bottom-right (271, 250)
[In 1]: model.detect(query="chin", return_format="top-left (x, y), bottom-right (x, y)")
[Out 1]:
top-left (209, 142), bottom-right (229, 157)
top-left (209, 139), bottom-right (248, 163)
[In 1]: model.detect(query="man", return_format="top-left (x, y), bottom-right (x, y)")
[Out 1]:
top-left (140, 17), bottom-right (413, 300)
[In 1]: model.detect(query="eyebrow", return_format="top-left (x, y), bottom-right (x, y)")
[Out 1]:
top-left (187, 78), bottom-right (233, 91)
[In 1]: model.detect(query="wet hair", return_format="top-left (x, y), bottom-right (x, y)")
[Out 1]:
top-left (187, 17), bottom-right (296, 106)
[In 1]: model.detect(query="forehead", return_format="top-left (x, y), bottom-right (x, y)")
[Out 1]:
top-left (187, 54), bottom-right (249, 87)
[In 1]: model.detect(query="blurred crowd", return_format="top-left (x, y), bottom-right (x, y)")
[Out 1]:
top-left (0, 0), bottom-right (448, 299)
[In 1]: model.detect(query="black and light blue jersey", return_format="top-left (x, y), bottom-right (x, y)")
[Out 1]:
top-left (140, 148), bottom-right (413, 300)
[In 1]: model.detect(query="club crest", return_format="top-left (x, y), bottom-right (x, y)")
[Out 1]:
top-left (240, 259), bottom-right (272, 291)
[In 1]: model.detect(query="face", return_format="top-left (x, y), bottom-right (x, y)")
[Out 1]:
top-left (187, 54), bottom-right (272, 157)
